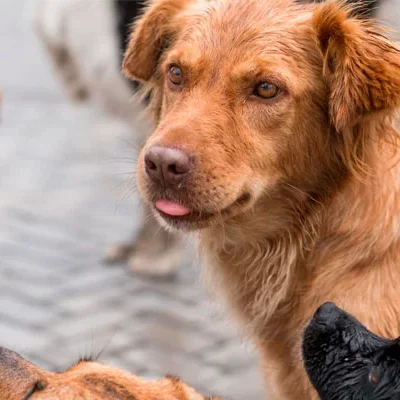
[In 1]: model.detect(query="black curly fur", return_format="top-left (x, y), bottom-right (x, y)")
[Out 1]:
top-left (114, 0), bottom-right (146, 90)
top-left (303, 303), bottom-right (400, 400)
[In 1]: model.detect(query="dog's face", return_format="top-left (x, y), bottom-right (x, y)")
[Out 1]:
top-left (124, 0), bottom-right (400, 231)
top-left (0, 347), bottom-right (217, 400)
top-left (303, 303), bottom-right (400, 400)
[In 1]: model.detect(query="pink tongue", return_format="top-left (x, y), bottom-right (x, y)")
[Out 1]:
top-left (155, 200), bottom-right (191, 216)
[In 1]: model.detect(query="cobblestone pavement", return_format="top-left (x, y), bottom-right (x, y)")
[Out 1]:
top-left (0, 1), bottom-right (264, 399)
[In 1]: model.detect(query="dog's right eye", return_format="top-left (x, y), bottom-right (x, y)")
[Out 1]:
top-left (254, 82), bottom-right (280, 99)
top-left (168, 66), bottom-right (183, 86)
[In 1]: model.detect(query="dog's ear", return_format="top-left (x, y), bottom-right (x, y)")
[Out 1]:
top-left (122, 0), bottom-right (189, 82)
top-left (312, 1), bottom-right (400, 132)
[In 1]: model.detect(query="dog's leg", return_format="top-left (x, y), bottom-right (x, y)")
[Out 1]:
top-left (34, 0), bottom-right (90, 101)
top-left (105, 204), bottom-right (184, 277)
top-left (38, 39), bottom-right (90, 101)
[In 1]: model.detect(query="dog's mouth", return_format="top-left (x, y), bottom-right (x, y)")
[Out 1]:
top-left (152, 192), bottom-right (252, 230)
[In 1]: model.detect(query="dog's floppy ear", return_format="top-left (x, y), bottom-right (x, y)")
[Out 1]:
top-left (312, 1), bottom-right (400, 132)
top-left (122, 0), bottom-right (189, 82)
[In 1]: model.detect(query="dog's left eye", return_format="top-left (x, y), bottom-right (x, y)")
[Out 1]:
top-left (168, 66), bottom-right (183, 85)
top-left (254, 82), bottom-right (279, 99)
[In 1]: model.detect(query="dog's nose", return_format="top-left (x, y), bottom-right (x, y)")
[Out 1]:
top-left (145, 146), bottom-right (192, 187)
top-left (313, 302), bottom-right (340, 327)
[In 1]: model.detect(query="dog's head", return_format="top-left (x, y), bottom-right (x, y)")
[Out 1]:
top-left (302, 302), bottom-right (400, 400)
top-left (124, 0), bottom-right (400, 232)
top-left (0, 346), bottom-right (218, 400)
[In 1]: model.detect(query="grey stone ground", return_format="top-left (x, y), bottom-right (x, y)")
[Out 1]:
top-left (0, 1), bottom-right (263, 399)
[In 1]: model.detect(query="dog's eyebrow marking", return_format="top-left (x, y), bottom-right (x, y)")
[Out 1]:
top-left (164, 374), bottom-right (182, 382)
top-left (23, 381), bottom-right (47, 400)
top-left (78, 355), bottom-right (95, 363)
top-left (81, 375), bottom-right (137, 400)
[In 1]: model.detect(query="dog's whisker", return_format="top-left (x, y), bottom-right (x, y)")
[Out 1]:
top-left (282, 182), bottom-right (321, 204)
top-left (113, 135), bottom-right (143, 152)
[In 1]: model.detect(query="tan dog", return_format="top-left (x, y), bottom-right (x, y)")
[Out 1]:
top-left (122, 0), bottom-right (400, 398)
top-left (0, 347), bottom-right (220, 400)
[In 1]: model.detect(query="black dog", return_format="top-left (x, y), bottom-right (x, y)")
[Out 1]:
top-left (302, 302), bottom-right (400, 400)
top-left (114, 0), bottom-right (146, 91)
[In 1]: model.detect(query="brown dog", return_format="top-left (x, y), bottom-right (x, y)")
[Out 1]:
top-left (0, 346), bottom-right (220, 400)
top-left (122, 0), bottom-right (400, 398)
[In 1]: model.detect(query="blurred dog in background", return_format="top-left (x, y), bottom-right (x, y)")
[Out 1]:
top-left (34, 0), bottom-right (398, 279)
top-left (34, 0), bottom-right (185, 277)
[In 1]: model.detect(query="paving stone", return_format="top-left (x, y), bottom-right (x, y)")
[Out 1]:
top-left (0, 277), bottom-right (65, 306)
top-left (58, 287), bottom-right (125, 315)
top-left (0, 324), bottom-right (51, 350)
top-left (52, 309), bottom-right (128, 339)
top-left (0, 296), bottom-right (54, 328)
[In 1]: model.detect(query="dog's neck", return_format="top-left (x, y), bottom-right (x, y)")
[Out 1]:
top-left (199, 190), bottom-right (320, 336)
top-left (199, 120), bottom-right (400, 338)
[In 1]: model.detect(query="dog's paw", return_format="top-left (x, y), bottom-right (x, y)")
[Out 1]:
top-left (126, 240), bottom-right (183, 277)
top-left (105, 238), bottom-right (183, 277)
top-left (104, 224), bottom-right (184, 277)
top-left (104, 243), bottom-right (136, 264)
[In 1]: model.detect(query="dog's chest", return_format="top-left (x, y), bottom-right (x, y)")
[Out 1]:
top-left (200, 234), bottom-right (307, 337)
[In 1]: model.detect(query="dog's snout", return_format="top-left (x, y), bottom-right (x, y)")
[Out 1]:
top-left (313, 302), bottom-right (340, 327)
top-left (145, 146), bottom-right (192, 187)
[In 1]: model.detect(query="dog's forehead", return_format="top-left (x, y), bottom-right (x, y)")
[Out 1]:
top-left (172, 0), bottom-right (315, 75)
top-left (167, 0), bottom-right (317, 94)
top-left (179, 0), bottom-right (312, 45)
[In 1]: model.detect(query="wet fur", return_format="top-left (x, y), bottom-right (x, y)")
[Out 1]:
top-left (303, 303), bottom-right (400, 400)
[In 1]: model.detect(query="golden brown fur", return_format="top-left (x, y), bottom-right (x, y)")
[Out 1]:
top-left (0, 347), bottom-right (219, 400)
top-left (123, 0), bottom-right (400, 398)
